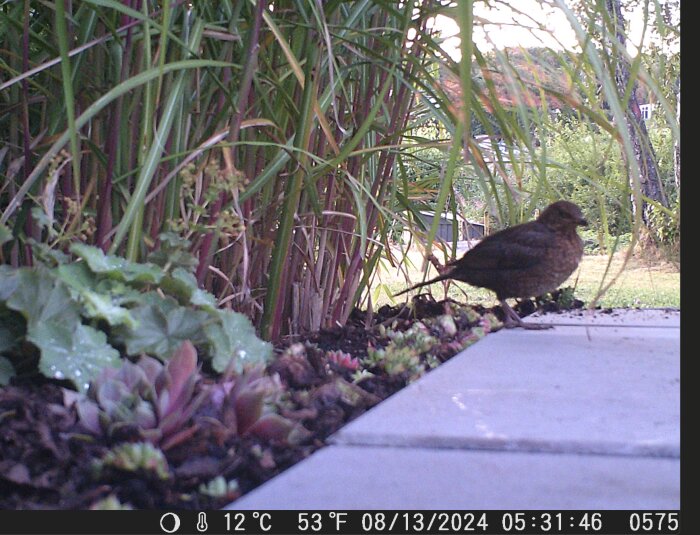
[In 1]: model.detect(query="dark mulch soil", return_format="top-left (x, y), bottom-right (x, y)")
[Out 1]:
top-left (0, 292), bottom-right (583, 510)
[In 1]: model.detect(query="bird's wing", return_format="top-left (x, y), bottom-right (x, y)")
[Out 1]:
top-left (456, 224), bottom-right (552, 271)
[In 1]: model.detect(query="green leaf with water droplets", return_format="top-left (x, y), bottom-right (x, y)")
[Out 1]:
top-left (160, 268), bottom-right (217, 310)
top-left (116, 302), bottom-right (209, 359)
top-left (70, 243), bottom-right (164, 284)
top-left (0, 265), bottom-right (19, 301)
top-left (29, 321), bottom-right (121, 393)
top-left (204, 309), bottom-right (273, 373)
top-left (57, 263), bottom-right (137, 328)
top-left (0, 356), bottom-right (15, 386)
top-left (4, 268), bottom-right (81, 327)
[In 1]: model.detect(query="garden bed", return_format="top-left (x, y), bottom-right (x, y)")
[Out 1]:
top-left (0, 292), bottom-right (581, 510)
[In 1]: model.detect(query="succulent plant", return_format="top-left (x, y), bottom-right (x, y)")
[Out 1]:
top-left (325, 350), bottom-right (360, 371)
top-left (269, 342), bottom-right (319, 388)
top-left (89, 495), bottom-right (134, 510)
top-left (94, 442), bottom-right (170, 480)
top-left (479, 312), bottom-right (502, 331)
top-left (66, 338), bottom-right (308, 449)
top-left (66, 341), bottom-right (205, 448)
top-left (205, 364), bottom-right (308, 444)
top-left (366, 323), bottom-right (438, 381)
top-left (364, 304), bottom-right (503, 383)
top-left (198, 476), bottom-right (240, 500)
top-left (434, 314), bottom-right (458, 337)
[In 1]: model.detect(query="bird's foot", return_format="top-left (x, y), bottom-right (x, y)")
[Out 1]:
top-left (501, 301), bottom-right (553, 330)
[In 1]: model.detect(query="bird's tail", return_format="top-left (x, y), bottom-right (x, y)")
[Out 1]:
top-left (393, 272), bottom-right (452, 297)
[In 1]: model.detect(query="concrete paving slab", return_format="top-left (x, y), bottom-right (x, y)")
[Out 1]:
top-left (527, 308), bottom-right (680, 327)
top-left (333, 323), bottom-right (680, 458)
top-left (227, 310), bottom-right (680, 511)
top-left (227, 445), bottom-right (679, 510)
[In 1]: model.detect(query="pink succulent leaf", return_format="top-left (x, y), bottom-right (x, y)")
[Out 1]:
top-left (62, 388), bottom-right (81, 408)
top-left (158, 390), bottom-right (207, 437)
top-left (114, 360), bottom-right (149, 391)
top-left (153, 341), bottom-right (200, 421)
top-left (92, 365), bottom-right (119, 387)
top-left (245, 413), bottom-right (293, 441)
top-left (326, 350), bottom-right (360, 371)
top-left (160, 424), bottom-right (200, 451)
top-left (221, 398), bottom-right (238, 432)
top-left (233, 388), bottom-right (265, 435)
top-left (165, 341), bottom-right (198, 400)
top-left (158, 409), bottom-right (185, 438)
top-left (137, 355), bottom-right (164, 384)
top-left (76, 399), bottom-right (101, 434)
top-left (157, 390), bottom-right (172, 419)
top-left (159, 375), bottom-right (199, 421)
top-left (133, 402), bottom-right (157, 429)
top-left (230, 365), bottom-right (265, 399)
top-left (207, 383), bottom-right (227, 411)
top-left (96, 379), bottom-right (131, 414)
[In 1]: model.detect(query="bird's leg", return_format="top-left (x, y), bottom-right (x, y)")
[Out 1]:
top-left (427, 253), bottom-right (449, 275)
top-left (499, 299), bottom-right (552, 330)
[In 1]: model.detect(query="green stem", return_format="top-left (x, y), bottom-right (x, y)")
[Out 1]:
top-left (261, 43), bottom-right (318, 340)
top-left (55, 0), bottom-right (81, 201)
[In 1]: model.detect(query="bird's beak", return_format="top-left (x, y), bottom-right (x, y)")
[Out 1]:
top-left (578, 218), bottom-right (588, 227)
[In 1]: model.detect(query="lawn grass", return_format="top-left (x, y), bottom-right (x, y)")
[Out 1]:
top-left (367, 247), bottom-right (680, 310)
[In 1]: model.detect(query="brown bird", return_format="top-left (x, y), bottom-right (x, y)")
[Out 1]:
top-left (395, 201), bottom-right (588, 329)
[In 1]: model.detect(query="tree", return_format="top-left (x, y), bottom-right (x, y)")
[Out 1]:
top-left (604, 0), bottom-right (668, 227)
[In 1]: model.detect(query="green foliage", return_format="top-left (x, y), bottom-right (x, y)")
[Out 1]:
top-left (555, 287), bottom-right (577, 309)
top-left (0, 356), bottom-right (15, 386)
top-left (71, 243), bottom-right (164, 284)
top-left (0, 242), bottom-right (272, 390)
top-left (0, 0), bottom-right (679, 336)
top-left (205, 309), bottom-right (275, 375)
top-left (531, 117), bottom-right (633, 236)
top-left (648, 201), bottom-right (680, 245)
top-left (114, 301), bottom-right (210, 358)
top-left (0, 224), bottom-right (11, 247)
top-left (579, 228), bottom-right (633, 255)
top-left (1, 265), bottom-right (121, 391)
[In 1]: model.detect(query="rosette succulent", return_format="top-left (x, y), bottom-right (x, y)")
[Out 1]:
top-left (66, 341), bottom-right (205, 449)
top-left (325, 350), bottom-right (360, 372)
top-left (66, 339), bottom-right (308, 448)
top-left (205, 364), bottom-right (307, 443)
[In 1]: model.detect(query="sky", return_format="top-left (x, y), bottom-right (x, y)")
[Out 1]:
top-left (431, 0), bottom-right (680, 60)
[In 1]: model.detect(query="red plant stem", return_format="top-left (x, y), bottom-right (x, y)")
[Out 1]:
top-left (96, 6), bottom-right (135, 251)
top-left (196, 0), bottom-right (266, 286)
top-left (330, 37), bottom-right (419, 325)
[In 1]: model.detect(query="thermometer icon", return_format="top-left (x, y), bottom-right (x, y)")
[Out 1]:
top-left (197, 512), bottom-right (208, 532)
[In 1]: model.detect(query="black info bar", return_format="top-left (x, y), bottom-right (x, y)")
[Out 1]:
top-left (0, 510), bottom-right (681, 535)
